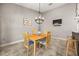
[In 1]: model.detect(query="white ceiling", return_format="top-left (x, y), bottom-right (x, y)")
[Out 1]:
top-left (16, 3), bottom-right (66, 13)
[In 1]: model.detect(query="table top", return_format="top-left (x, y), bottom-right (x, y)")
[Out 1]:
top-left (30, 34), bottom-right (46, 41)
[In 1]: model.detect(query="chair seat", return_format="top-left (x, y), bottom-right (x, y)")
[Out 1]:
top-left (39, 39), bottom-right (46, 45)
top-left (40, 41), bottom-right (46, 45)
top-left (29, 40), bottom-right (34, 45)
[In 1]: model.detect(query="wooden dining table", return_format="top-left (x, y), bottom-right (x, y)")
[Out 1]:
top-left (30, 33), bottom-right (47, 55)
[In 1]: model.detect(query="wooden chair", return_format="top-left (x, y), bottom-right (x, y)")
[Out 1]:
top-left (43, 29), bottom-right (48, 34)
top-left (23, 32), bottom-right (34, 55)
top-left (66, 36), bottom-right (77, 56)
top-left (39, 32), bottom-right (51, 48)
top-left (32, 28), bottom-right (37, 34)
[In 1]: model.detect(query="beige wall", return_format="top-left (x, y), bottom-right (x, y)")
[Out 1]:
top-left (0, 3), bottom-right (38, 45)
top-left (0, 3), bottom-right (78, 45)
top-left (0, 16), bottom-right (1, 45)
top-left (42, 3), bottom-right (77, 39)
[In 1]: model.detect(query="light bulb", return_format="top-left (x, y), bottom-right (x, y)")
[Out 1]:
top-left (39, 16), bottom-right (41, 18)
top-left (42, 17), bottom-right (44, 19)
top-left (35, 17), bottom-right (37, 19)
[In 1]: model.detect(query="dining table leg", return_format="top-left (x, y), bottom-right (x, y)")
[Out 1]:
top-left (34, 40), bottom-right (36, 56)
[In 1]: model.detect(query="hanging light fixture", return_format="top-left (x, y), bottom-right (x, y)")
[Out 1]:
top-left (74, 3), bottom-right (79, 20)
top-left (35, 3), bottom-right (44, 31)
top-left (74, 3), bottom-right (79, 32)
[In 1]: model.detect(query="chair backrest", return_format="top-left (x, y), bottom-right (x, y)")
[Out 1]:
top-left (32, 28), bottom-right (37, 34)
top-left (43, 30), bottom-right (48, 34)
top-left (23, 32), bottom-right (30, 46)
top-left (46, 32), bottom-right (51, 47)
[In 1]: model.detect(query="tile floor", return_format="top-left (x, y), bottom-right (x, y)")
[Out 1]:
top-left (0, 39), bottom-right (76, 56)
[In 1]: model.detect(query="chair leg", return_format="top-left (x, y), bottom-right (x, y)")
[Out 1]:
top-left (39, 43), bottom-right (40, 48)
top-left (74, 41), bottom-right (77, 56)
top-left (27, 48), bottom-right (29, 56)
top-left (66, 41), bottom-right (69, 56)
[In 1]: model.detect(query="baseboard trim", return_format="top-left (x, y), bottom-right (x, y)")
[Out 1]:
top-left (53, 37), bottom-right (66, 41)
top-left (0, 37), bottom-right (66, 47)
top-left (0, 40), bottom-right (23, 47)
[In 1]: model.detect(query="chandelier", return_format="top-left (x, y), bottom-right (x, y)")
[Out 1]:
top-left (35, 3), bottom-right (44, 31)
top-left (74, 3), bottom-right (79, 32)
top-left (74, 3), bottom-right (79, 21)
top-left (35, 15), bottom-right (44, 24)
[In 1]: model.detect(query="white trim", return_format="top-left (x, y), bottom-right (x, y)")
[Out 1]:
top-left (53, 37), bottom-right (66, 41)
top-left (0, 40), bottom-right (23, 47)
top-left (0, 37), bottom-right (66, 47)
